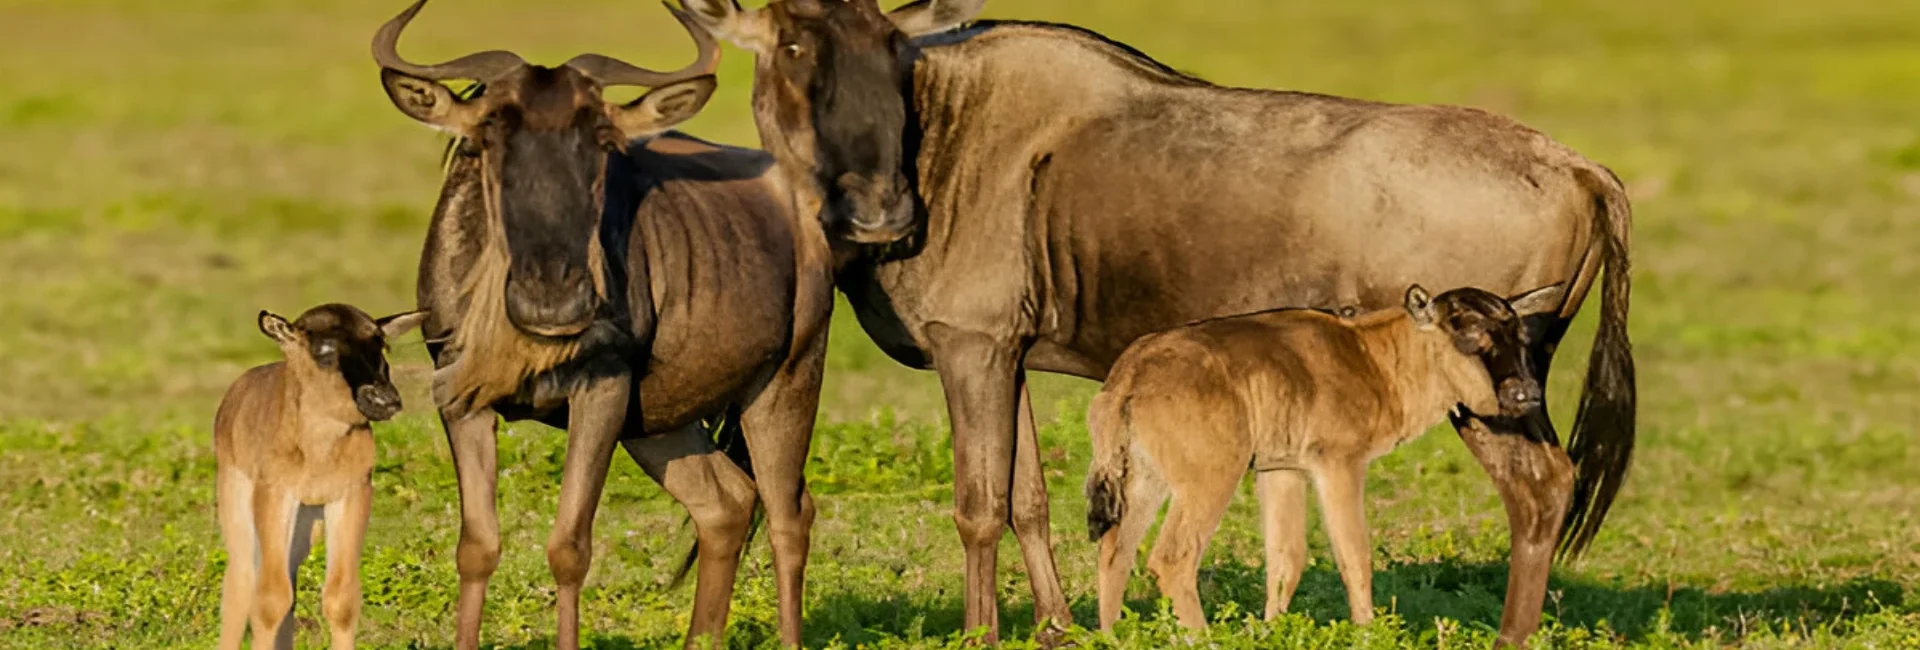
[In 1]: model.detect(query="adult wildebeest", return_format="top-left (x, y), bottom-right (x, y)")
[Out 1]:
top-left (1084, 284), bottom-right (1563, 630)
top-left (678, 1), bottom-right (1635, 646)
top-left (371, 1), bottom-right (834, 648)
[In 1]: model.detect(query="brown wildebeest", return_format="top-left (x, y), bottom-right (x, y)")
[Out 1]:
top-left (1084, 284), bottom-right (1564, 630)
top-left (216, 305), bottom-right (427, 650)
top-left (678, 1), bottom-right (1635, 645)
top-left (371, 1), bottom-right (834, 648)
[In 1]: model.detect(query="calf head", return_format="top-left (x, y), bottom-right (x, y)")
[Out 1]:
top-left (259, 305), bottom-right (429, 423)
top-left (1405, 284), bottom-right (1563, 417)
top-left (681, 0), bottom-right (986, 244)
top-left (374, 0), bottom-right (721, 337)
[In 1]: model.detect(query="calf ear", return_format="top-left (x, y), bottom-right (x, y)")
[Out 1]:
top-left (259, 311), bottom-right (300, 347)
top-left (1403, 285), bottom-right (1437, 328)
top-left (680, 0), bottom-right (775, 51)
top-left (1507, 282), bottom-right (1566, 318)
top-left (376, 310), bottom-right (430, 339)
top-left (609, 76), bottom-right (718, 140)
top-left (381, 69), bottom-right (482, 134)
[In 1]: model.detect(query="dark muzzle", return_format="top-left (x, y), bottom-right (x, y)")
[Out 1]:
top-left (354, 383), bottom-right (403, 422)
top-left (837, 173), bottom-right (916, 245)
top-left (504, 261), bottom-right (598, 337)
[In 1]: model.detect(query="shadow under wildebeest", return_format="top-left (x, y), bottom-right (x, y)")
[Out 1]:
top-left (770, 560), bottom-right (1904, 646)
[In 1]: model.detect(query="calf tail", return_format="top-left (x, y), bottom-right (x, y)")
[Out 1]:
top-left (1084, 390), bottom-right (1134, 542)
top-left (1559, 166), bottom-right (1638, 560)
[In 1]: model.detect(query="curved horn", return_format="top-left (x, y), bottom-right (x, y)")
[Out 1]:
top-left (887, 0), bottom-right (986, 37)
top-left (372, 0), bottom-right (526, 82)
top-left (564, 3), bottom-right (722, 88)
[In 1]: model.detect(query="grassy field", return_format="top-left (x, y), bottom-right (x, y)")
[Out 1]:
top-left (3, 0), bottom-right (1919, 647)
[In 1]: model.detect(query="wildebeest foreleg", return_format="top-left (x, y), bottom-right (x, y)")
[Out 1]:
top-left (548, 371), bottom-right (631, 650)
top-left (1011, 376), bottom-right (1071, 639)
top-left (1312, 460), bottom-right (1375, 624)
top-left (1254, 469), bottom-right (1309, 620)
top-left (440, 409), bottom-right (501, 650)
top-left (622, 425), bottom-right (757, 649)
top-left (248, 488), bottom-right (306, 650)
top-left (1454, 415), bottom-right (1574, 648)
top-left (927, 327), bottom-right (1023, 643)
top-left (218, 467), bottom-right (257, 650)
top-left (739, 331), bottom-right (829, 647)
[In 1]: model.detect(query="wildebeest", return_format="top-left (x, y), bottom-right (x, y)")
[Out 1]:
top-left (216, 305), bottom-right (427, 650)
top-left (678, 0), bottom-right (1635, 645)
top-left (1084, 284), bottom-right (1563, 630)
top-left (371, 1), bottom-right (834, 647)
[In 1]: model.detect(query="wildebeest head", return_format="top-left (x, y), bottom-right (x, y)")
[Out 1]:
top-left (260, 305), bottom-right (428, 423)
top-left (680, 0), bottom-right (984, 245)
top-left (1405, 284), bottom-right (1562, 417)
top-left (373, 0), bottom-right (721, 337)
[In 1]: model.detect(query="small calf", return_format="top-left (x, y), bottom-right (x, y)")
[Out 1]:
top-left (1084, 284), bottom-right (1561, 630)
top-left (215, 304), bottom-right (425, 650)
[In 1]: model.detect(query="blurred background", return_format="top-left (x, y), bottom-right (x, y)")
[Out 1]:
top-left (2, 0), bottom-right (1917, 647)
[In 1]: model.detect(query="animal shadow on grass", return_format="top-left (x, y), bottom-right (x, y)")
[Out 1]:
top-left (793, 558), bottom-right (1904, 645)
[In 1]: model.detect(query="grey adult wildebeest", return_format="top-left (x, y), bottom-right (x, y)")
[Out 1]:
top-left (371, 1), bottom-right (834, 648)
top-left (678, 0), bottom-right (1635, 646)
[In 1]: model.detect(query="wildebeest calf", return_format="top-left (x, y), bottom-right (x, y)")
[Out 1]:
top-left (1084, 284), bottom-right (1562, 630)
top-left (215, 304), bottom-right (425, 650)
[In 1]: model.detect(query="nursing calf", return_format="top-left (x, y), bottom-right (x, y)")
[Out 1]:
top-left (216, 304), bottom-right (426, 650)
top-left (1085, 284), bottom-right (1564, 630)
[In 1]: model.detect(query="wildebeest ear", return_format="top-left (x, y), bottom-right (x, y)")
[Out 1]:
top-left (1403, 285), bottom-right (1437, 328)
top-left (888, 0), bottom-right (986, 37)
top-left (381, 68), bottom-right (481, 134)
top-left (679, 0), bottom-right (775, 51)
top-left (258, 311), bottom-right (301, 347)
top-left (610, 75), bottom-right (718, 140)
top-left (375, 310), bottom-right (430, 340)
top-left (1507, 282), bottom-right (1566, 318)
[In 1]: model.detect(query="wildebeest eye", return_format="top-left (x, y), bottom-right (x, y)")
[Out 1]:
top-left (783, 43), bottom-right (803, 58)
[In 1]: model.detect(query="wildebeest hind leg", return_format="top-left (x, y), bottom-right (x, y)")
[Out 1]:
top-left (1143, 465), bottom-right (1239, 629)
top-left (622, 424), bottom-right (757, 649)
top-left (738, 331), bottom-right (829, 648)
top-left (1254, 469), bottom-right (1308, 620)
top-left (1453, 414), bottom-right (1574, 648)
top-left (1010, 374), bottom-right (1071, 639)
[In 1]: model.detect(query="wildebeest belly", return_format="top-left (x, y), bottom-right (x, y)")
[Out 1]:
top-left (1035, 104), bottom-right (1594, 373)
top-left (629, 196), bottom-right (799, 433)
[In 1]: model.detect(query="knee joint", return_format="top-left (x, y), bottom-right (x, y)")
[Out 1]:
top-left (954, 506), bottom-right (1007, 548)
top-left (457, 533), bottom-right (502, 578)
top-left (546, 538), bottom-right (592, 585)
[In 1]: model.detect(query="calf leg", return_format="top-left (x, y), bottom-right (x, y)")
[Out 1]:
top-left (218, 468), bottom-right (257, 650)
top-left (548, 371), bottom-right (631, 650)
top-left (322, 481), bottom-right (372, 650)
top-left (1143, 467), bottom-right (1240, 629)
top-left (738, 333), bottom-right (828, 647)
top-left (1454, 413), bottom-right (1574, 648)
top-left (248, 488), bottom-right (302, 650)
top-left (1095, 453), bottom-right (1169, 631)
top-left (1254, 469), bottom-right (1309, 620)
top-left (440, 409), bottom-right (502, 650)
top-left (623, 425), bottom-right (758, 649)
top-left (1312, 460), bottom-right (1374, 624)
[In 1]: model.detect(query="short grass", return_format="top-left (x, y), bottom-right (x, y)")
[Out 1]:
top-left (3, 0), bottom-right (1919, 647)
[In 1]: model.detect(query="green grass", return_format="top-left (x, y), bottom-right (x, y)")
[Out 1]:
top-left (2, 0), bottom-right (1918, 647)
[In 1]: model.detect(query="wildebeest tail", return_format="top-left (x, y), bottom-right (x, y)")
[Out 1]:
top-left (668, 409), bottom-right (764, 590)
top-left (1084, 390), bottom-right (1133, 542)
top-left (1559, 166), bottom-right (1638, 560)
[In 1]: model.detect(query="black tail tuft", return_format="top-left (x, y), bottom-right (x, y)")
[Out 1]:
top-left (1086, 472), bottom-right (1125, 542)
top-left (1558, 167), bottom-right (1638, 560)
